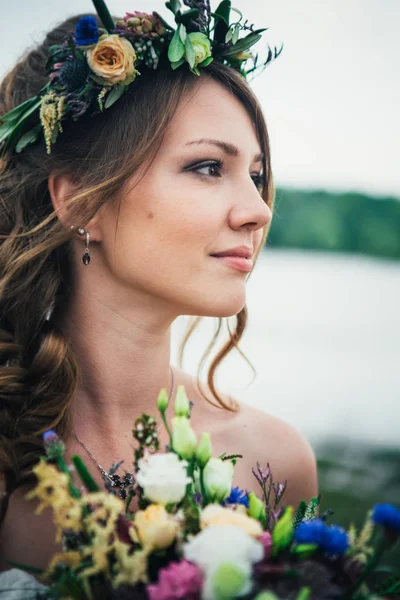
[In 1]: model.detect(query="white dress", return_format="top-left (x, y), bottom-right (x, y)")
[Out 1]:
top-left (0, 568), bottom-right (49, 599)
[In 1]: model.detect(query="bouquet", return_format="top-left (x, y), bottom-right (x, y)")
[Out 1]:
top-left (11, 385), bottom-right (400, 599)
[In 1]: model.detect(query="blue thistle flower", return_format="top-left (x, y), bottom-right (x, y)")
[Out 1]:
top-left (294, 518), bottom-right (349, 556)
top-left (43, 430), bottom-right (58, 444)
top-left (372, 503), bottom-right (400, 533)
top-left (75, 15), bottom-right (99, 46)
top-left (224, 485), bottom-right (249, 508)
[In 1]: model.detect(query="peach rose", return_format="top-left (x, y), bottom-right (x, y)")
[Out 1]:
top-left (133, 504), bottom-right (178, 551)
top-left (201, 504), bottom-right (263, 537)
top-left (86, 34), bottom-right (138, 85)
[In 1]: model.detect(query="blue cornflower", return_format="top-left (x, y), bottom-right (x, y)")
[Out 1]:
top-left (294, 518), bottom-right (326, 545)
top-left (75, 16), bottom-right (99, 47)
top-left (225, 486), bottom-right (249, 508)
top-left (294, 519), bottom-right (349, 556)
top-left (320, 524), bottom-right (349, 556)
top-left (372, 503), bottom-right (400, 533)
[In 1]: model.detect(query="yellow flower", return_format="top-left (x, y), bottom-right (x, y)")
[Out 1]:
top-left (113, 541), bottom-right (149, 587)
top-left (46, 551), bottom-right (81, 576)
top-left (86, 34), bottom-right (139, 85)
top-left (83, 492), bottom-right (125, 544)
top-left (201, 504), bottom-right (263, 538)
top-left (134, 504), bottom-right (178, 551)
top-left (25, 460), bottom-right (80, 542)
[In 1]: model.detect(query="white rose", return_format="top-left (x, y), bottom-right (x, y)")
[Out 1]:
top-left (203, 457), bottom-right (234, 503)
top-left (183, 525), bottom-right (263, 600)
top-left (136, 452), bottom-right (191, 505)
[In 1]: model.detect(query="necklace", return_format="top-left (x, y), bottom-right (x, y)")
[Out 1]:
top-left (73, 364), bottom-right (175, 499)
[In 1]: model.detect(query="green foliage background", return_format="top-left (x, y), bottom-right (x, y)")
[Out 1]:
top-left (267, 188), bottom-right (400, 260)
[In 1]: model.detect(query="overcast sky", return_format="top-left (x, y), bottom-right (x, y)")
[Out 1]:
top-left (1, 0), bottom-right (399, 197)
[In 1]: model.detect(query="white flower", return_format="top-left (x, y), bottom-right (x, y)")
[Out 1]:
top-left (136, 452), bottom-right (191, 505)
top-left (183, 525), bottom-right (264, 600)
top-left (203, 457), bottom-right (234, 503)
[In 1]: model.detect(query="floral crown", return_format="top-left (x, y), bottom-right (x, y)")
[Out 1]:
top-left (0, 0), bottom-right (283, 158)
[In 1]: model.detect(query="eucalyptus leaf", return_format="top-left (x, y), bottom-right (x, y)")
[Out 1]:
top-left (185, 34), bottom-right (196, 69)
top-left (104, 84), bottom-right (126, 109)
top-left (15, 123), bottom-right (42, 153)
top-left (221, 32), bottom-right (262, 56)
top-left (170, 57), bottom-right (185, 70)
top-left (168, 26), bottom-right (185, 62)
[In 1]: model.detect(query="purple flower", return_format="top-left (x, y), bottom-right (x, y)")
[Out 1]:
top-left (372, 503), bottom-right (400, 533)
top-left (225, 486), bottom-right (249, 508)
top-left (295, 519), bottom-right (349, 556)
top-left (147, 560), bottom-right (202, 600)
top-left (43, 430), bottom-right (58, 444)
top-left (75, 16), bottom-right (99, 46)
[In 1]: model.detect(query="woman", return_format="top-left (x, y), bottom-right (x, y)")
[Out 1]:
top-left (0, 6), bottom-right (318, 578)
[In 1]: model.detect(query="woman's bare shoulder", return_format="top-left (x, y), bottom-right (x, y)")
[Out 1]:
top-left (177, 368), bottom-right (319, 508)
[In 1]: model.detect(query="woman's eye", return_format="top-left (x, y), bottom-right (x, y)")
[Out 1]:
top-left (190, 160), bottom-right (223, 178)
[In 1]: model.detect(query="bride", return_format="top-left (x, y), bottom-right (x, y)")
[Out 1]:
top-left (0, 6), bottom-right (318, 582)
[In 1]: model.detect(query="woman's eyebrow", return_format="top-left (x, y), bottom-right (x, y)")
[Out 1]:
top-left (185, 138), bottom-right (264, 162)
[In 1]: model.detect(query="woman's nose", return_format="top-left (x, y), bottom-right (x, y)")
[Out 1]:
top-left (228, 178), bottom-right (273, 232)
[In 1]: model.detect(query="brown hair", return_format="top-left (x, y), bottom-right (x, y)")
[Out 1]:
top-left (0, 14), bottom-right (275, 524)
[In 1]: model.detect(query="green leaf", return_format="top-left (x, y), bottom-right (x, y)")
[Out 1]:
top-left (293, 500), bottom-right (307, 529)
top-left (168, 26), bottom-right (185, 62)
top-left (232, 23), bottom-right (240, 44)
top-left (272, 506), bottom-right (294, 556)
top-left (191, 66), bottom-right (201, 76)
top-left (292, 543), bottom-right (318, 558)
top-left (0, 96), bottom-right (40, 123)
top-left (92, 0), bottom-right (115, 32)
top-left (179, 24), bottom-right (187, 44)
top-left (295, 588), bottom-right (311, 600)
top-left (166, 0), bottom-right (182, 16)
top-left (6, 561), bottom-right (44, 574)
top-left (179, 8), bottom-right (200, 26)
top-left (15, 123), bottom-right (42, 153)
top-left (0, 97), bottom-right (41, 143)
top-left (231, 7), bottom-right (243, 20)
top-left (221, 32), bottom-right (262, 57)
top-left (185, 35), bottom-right (196, 69)
top-left (198, 56), bottom-right (214, 67)
top-left (71, 455), bottom-right (99, 492)
top-left (170, 57), bottom-right (186, 70)
top-left (152, 11), bottom-right (175, 31)
top-left (104, 84), bottom-right (126, 109)
top-left (225, 27), bottom-right (233, 43)
top-left (213, 0), bottom-right (231, 43)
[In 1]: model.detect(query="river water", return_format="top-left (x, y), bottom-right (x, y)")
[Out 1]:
top-left (171, 249), bottom-right (400, 449)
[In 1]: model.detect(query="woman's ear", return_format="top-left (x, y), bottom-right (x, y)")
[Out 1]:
top-left (48, 171), bottom-right (103, 240)
top-left (48, 171), bottom-right (79, 227)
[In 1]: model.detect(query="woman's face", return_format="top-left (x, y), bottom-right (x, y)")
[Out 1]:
top-left (97, 77), bottom-right (272, 318)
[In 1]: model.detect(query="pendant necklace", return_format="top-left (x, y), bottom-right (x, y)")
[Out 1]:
top-left (73, 365), bottom-right (175, 499)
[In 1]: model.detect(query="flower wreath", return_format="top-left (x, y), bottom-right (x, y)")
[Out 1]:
top-left (0, 0), bottom-right (283, 157)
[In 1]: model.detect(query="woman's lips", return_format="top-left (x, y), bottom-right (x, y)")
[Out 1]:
top-left (211, 255), bottom-right (253, 272)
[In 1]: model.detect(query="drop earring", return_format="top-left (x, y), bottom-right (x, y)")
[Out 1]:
top-left (82, 231), bottom-right (91, 266)
top-left (70, 225), bottom-right (91, 266)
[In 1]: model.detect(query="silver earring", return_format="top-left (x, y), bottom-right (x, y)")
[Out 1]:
top-left (82, 231), bottom-right (91, 266)
top-left (70, 226), bottom-right (91, 266)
